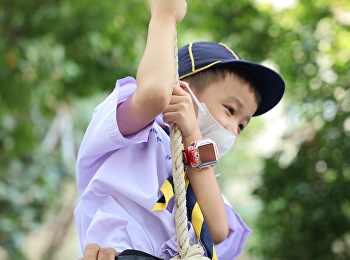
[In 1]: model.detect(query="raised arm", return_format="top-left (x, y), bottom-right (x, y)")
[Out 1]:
top-left (163, 83), bottom-right (229, 244)
top-left (117, 0), bottom-right (187, 136)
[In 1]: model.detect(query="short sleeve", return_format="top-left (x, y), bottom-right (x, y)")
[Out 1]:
top-left (76, 77), bottom-right (154, 193)
top-left (215, 195), bottom-right (252, 259)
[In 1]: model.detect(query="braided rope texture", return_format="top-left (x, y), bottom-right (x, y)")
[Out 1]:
top-left (169, 28), bottom-right (210, 260)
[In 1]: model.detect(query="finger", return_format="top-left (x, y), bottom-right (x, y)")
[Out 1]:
top-left (168, 92), bottom-right (192, 107)
top-left (163, 108), bottom-right (188, 124)
top-left (97, 248), bottom-right (118, 260)
top-left (168, 95), bottom-right (187, 105)
top-left (179, 80), bottom-right (189, 90)
top-left (162, 111), bottom-right (178, 124)
top-left (83, 243), bottom-right (101, 260)
top-left (172, 83), bottom-right (187, 95)
top-left (163, 100), bottom-right (188, 115)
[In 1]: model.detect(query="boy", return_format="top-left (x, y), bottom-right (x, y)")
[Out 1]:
top-left (75, 0), bottom-right (285, 259)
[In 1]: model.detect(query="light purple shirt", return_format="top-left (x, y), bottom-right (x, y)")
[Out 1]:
top-left (74, 77), bottom-right (251, 259)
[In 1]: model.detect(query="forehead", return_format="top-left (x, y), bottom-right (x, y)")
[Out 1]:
top-left (205, 74), bottom-right (258, 112)
top-left (225, 95), bottom-right (244, 107)
top-left (223, 74), bottom-right (259, 107)
top-left (209, 73), bottom-right (250, 93)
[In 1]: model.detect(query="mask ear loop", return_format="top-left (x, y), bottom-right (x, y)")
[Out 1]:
top-left (181, 81), bottom-right (207, 116)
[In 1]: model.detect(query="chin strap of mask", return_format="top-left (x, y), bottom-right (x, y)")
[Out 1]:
top-left (169, 28), bottom-right (210, 260)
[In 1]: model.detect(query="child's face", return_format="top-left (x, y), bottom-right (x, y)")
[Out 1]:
top-left (193, 74), bottom-right (258, 136)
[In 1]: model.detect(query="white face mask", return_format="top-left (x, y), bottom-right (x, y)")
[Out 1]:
top-left (183, 82), bottom-right (237, 157)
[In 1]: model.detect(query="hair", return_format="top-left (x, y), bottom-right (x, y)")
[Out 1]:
top-left (182, 66), bottom-right (262, 107)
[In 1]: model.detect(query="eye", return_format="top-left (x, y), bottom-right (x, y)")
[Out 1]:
top-left (226, 106), bottom-right (234, 115)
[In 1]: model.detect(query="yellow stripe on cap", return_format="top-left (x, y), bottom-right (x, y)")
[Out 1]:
top-left (189, 42), bottom-right (195, 72)
top-left (219, 43), bottom-right (240, 60)
top-left (179, 61), bottom-right (221, 79)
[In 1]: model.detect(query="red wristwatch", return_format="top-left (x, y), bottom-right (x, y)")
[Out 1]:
top-left (182, 139), bottom-right (219, 170)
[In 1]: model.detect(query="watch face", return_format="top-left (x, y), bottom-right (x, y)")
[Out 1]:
top-left (198, 143), bottom-right (217, 164)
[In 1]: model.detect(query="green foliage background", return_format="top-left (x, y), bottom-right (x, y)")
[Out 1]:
top-left (0, 0), bottom-right (349, 259)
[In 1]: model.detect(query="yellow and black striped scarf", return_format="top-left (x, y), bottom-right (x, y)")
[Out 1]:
top-left (152, 174), bottom-right (218, 260)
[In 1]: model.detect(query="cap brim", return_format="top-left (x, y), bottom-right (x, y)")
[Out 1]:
top-left (218, 59), bottom-right (285, 116)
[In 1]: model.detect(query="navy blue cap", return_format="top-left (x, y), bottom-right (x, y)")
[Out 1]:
top-left (178, 42), bottom-right (285, 116)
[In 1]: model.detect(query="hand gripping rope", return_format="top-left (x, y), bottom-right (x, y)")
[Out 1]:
top-left (169, 28), bottom-right (210, 260)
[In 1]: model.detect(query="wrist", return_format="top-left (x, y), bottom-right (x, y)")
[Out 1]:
top-left (150, 13), bottom-right (177, 25)
top-left (183, 139), bottom-right (219, 170)
top-left (182, 126), bottom-right (202, 145)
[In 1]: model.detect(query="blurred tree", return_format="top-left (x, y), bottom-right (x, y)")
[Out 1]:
top-left (1, 0), bottom-right (150, 258)
top-left (1, 0), bottom-right (349, 259)
top-left (1, 0), bottom-right (279, 257)
top-left (252, 0), bottom-right (350, 259)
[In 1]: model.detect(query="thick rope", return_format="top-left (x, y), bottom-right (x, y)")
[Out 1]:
top-left (170, 28), bottom-right (210, 260)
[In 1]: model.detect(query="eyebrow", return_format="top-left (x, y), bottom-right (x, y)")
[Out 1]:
top-left (227, 96), bottom-right (243, 108)
top-left (226, 96), bottom-right (251, 124)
